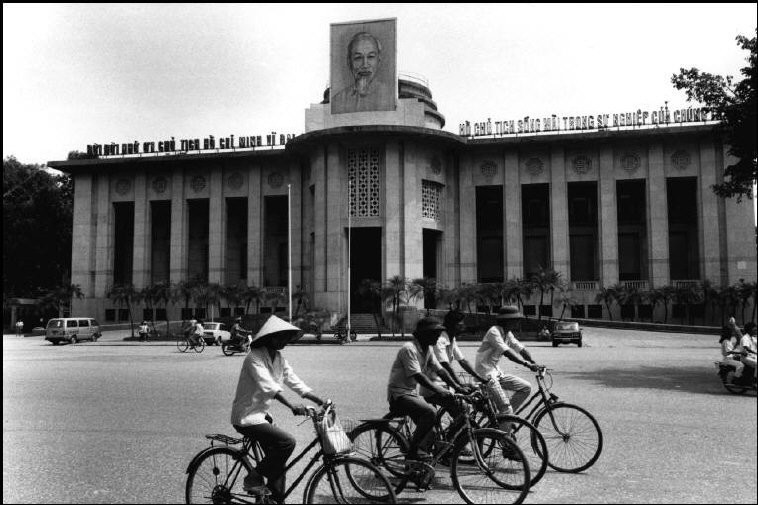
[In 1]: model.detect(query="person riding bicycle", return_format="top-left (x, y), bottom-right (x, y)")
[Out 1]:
top-left (474, 306), bottom-right (540, 418)
top-left (386, 316), bottom-right (470, 464)
top-left (190, 319), bottom-right (205, 347)
top-left (435, 309), bottom-right (488, 388)
top-left (231, 317), bottom-right (252, 349)
top-left (230, 315), bottom-right (326, 503)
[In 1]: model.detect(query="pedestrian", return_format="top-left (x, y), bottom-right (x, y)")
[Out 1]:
top-left (16, 320), bottom-right (24, 337)
top-left (138, 320), bottom-right (149, 342)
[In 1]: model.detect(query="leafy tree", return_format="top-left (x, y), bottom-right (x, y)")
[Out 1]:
top-left (409, 277), bottom-right (441, 314)
top-left (674, 283), bottom-right (703, 325)
top-left (240, 284), bottom-right (262, 315)
top-left (171, 278), bottom-right (198, 320)
top-left (382, 275), bottom-right (409, 336)
top-left (530, 267), bottom-right (561, 321)
top-left (554, 286), bottom-right (578, 320)
top-left (514, 278), bottom-right (534, 312)
top-left (3, 156), bottom-right (73, 299)
top-left (37, 283), bottom-right (84, 318)
top-left (672, 30), bottom-right (757, 202)
top-left (107, 284), bottom-right (137, 337)
top-left (737, 279), bottom-right (756, 324)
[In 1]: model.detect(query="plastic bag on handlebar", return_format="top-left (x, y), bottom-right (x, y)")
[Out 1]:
top-left (315, 404), bottom-right (353, 455)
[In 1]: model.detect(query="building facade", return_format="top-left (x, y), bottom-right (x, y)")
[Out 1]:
top-left (50, 20), bottom-right (756, 325)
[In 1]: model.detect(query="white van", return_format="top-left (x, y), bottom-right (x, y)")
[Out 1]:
top-left (45, 318), bottom-right (101, 345)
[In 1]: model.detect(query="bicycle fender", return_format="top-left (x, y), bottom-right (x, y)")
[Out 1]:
top-left (185, 445), bottom-right (249, 474)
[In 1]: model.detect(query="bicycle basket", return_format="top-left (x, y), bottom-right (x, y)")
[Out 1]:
top-left (315, 405), bottom-right (353, 455)
top-left (485, 378), bottom-right (511, 416)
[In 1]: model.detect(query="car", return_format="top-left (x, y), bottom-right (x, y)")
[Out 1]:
top-left (551, 321), bottom-right (582, 347)
top-left (202, 322), bottom-right (231, 345)
top-left (45, 318), bottom-right (101, 345)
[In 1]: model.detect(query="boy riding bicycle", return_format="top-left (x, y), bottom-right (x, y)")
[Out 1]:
top-left (386, 316), bottom-right (470, 463)
top-left (230, 315), bottom-right (326, 503)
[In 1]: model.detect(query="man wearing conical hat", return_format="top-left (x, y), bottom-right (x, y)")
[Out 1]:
top-left (230, 315), bottom-right (326, 502)
top-left (474, 306), bottom-right (541, 417)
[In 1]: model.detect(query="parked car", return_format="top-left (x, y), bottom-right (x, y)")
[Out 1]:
top-left (202, 322), bottom-right (231, 345)
top-left (551, 321), bottom-right (583, 347)
top-left (45, 318), bottom-right (101, 345)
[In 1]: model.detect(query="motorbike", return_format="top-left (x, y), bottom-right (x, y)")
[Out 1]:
top-left (221, 333), bottom-right (252, 356)
top-left (715, 351), bottom-right (757, 394)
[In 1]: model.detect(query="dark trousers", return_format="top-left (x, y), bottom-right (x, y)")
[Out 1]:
top-left (389, 395), bottom-right (437, 457)
top-left (234, 423), bottom-right (296, 503)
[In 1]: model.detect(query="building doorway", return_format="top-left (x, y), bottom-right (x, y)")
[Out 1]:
top-left (349, 227), bottom-right (382, 314)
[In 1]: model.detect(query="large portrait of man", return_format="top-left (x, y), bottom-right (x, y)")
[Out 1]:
top-left (330, 18), bottom-right (397, 114)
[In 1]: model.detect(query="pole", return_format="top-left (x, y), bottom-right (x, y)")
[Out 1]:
top-left (288, 184), bottom-right (292, 321)
top-left (347, 179), bottom-right (351, 337)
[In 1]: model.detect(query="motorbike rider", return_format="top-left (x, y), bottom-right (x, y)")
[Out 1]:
top-left (231, 317), bottom-right (252, 349)
top-left (719, 325), bottom-right (744, 379)
top-left (739, 322), bottom-right (757, 382)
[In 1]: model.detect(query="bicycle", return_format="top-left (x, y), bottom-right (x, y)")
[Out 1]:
top-left (177, 333), bottom-right (206, 353)
top-left (185, 402), bottom-right (396, 504)
top-left (349, 392), bottom-right (531, 505)
top-left (475, 366), bottom-right (603, 473)
top-left (334, 327), bottom-right (357, 344)
top-left (436, 381), bottom-right (549, 487)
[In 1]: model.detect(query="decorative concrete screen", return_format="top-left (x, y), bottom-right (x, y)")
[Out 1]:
top-left (347, 147), bottom-right (381, 217)
top-left (422, 180), bottom-right (443, 222)
top-left (330, 18), bottom-right (397, 114)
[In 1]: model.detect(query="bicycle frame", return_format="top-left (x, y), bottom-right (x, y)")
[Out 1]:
top-left (512, 370), bottom-right (569, 435)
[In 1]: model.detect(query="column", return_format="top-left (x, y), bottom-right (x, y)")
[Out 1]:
top-left (247, 163), bottom-right (262, 286)
top-left (699, 139), bottom-right (722, 285)
top-left (549, 147), bottom-right (570, 277)
top-left (598, 145), bottom-right (618, 287)
top-left (403, 144), bottom-right (423, 284)
top-left (325, 144), bottom-right (344, 311)
top-left (208, 166), bottom-right (225, 283)
top-left (384, 141), bottom-right (404, 278)
top-left (503, 150), bottom-right (522, 279)
top-left (169, 170), bottom-right (187, 284)
top-left (458, 153), bottom-right (477, 284)
top-left (647, 142), bottom-right (669, 287)
top-left (71, 173), bottom-right (94, 297)
top-left (93, 174), bottom-right (112, 298)
top-left (132, 171), bottom-right (149, 288)
top-left (443, 152), bottom-right (460, 287)
top-left (288, 161), bottom-right (303, 292)
top-left (722, 144), bottom-right (758, 286)
top-left (312, 149), bottom-right (327, 302)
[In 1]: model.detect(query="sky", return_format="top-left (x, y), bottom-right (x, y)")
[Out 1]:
top-left (3, 3), bottom-right (757, 166)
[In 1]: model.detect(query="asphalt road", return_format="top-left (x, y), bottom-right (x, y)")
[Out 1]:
top-left (3, 328), bottom-right (757, 504)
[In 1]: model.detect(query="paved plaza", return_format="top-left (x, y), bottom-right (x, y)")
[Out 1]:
top-left (3, 327), bottom-right (757, 504)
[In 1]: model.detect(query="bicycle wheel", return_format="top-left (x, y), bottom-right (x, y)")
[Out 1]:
top-left (483, 415), bottom-right (548, 487)
top-left (451, 428), bottom-right (530, 505)
top-left (185, 446), bottom-right (252, 504)
top-left (304, 456), bottom-right (396, 504)
top-left (349, 423), bottom-right (409, 481)
top-left (177, 337), bottom-right (189, 353)
top-left (194, 338), bottom-right (206, 353)
top-left (532, 402), bottom-right (603, 473)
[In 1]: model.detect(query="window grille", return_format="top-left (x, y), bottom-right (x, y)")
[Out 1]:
top-left (422, 180), bottom-right (443, 221)
top-left (347, 147), bottom-right (381, 217)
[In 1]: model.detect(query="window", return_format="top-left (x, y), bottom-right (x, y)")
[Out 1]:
top-left (105, 310), bottom-right (115, 322)
top-left (78, 319), bottom-right (90, 327)
top-left (67, 320), bottom-right (79, 328)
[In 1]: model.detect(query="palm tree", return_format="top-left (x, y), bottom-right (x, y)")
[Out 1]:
top-left (700, 279), bottom-right (718, 325)
top-left (674, 283), bottom-right (703, 325)
top-left (292, 285), bottom-right (311, 318)
top-left (618, 285), bottom-right (643, 321)
top-left (171, 278), bottom-right (198, 320)
top-left (408, 277), bottom-right (440, 314)
top-left (720, 284), bottom-right (742, 326)
top-left (222, 282), bottom-right (244, 317)
top-left (554, 286), bottom-right (578, 320)
top-left (191, 280), bottom-right (210, 319)
top-left (595, 285), bottom-right (620, 321)
top-left (382, 275), bottom-right (408, 336)
top-left (262, 289), bottom-right (287, 314)
top-left (240, 284), bottom-right (262, 315)
top-left (502, 278), bottom-right (521, 307)
top-left (137, 285), bottom-right (156, 322)
top-left (37, 283), bottom-right (85, 319)
top-left (106, 283), bottom-right (137, 337)
top-left (737, 280), bottom-right (756, 324)
top-left (530, 267), bottom-right (561, 321)
top-left (514, 278), bottom-right (534, 313)
top-left (205, 282), bottom-right (223, 320)
top-left (152, 281), bottom-right (172, 335)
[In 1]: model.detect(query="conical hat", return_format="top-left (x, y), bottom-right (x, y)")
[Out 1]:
top-left (251, 315), bottom-right (303, 344)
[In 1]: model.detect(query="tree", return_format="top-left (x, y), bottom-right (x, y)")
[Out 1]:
top-left (530, 267), bottom-right (561, 321)
top-left (618, 285), bottom-right (643, 321)
top-left (151, 282), bottom-right (172, 334)
top-left (382, 275), bottom-right (408, 336)
top-left (595, 285), bottom-right (621, 321)
top-left (291, 285), bottom-right (310, 318)
top-left (171, 279), bottom-right (197, 320)
top-left (37, 283), bottom-right (84, 318)
top-left (672, 30), bottom-right (756, 202)
top-left (674, 283), bottom-right (703, 325)
top-left (554, 286), bottom-right (578, 320)
top-left (3, 156), bottom-right (74, 299)
top-left (240, 284), bottom-right (261, 315)
top-left (737, 279), bottom-right (756, 324)
top-left (107, 284), bottom-right (137, 337)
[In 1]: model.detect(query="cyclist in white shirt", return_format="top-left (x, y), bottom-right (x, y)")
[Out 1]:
top-left (433, 309), bottom-right (488, 387)
top-left (231, 315), bottom-right (325, 503)
top-left (474, 306), bottom-right (540, 416)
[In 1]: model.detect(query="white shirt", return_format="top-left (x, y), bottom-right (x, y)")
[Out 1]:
top-left (387, 339), bottom-right (443, 401)
top-left (231, 347), bottom-right (313, 426)
top-left (474, 326), bottom-right (525, 379)
top-left (740, 334), bottom-right (757, 355)
top-left (433, 332), bottom-right (467, 364)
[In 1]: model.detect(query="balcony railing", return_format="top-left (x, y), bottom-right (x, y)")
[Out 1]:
top-left (572, 281), bottom-right (598, 291)
top-left (621, 280), bottom-right (649, 291)
top-left (672, 280), bottom-right (700, 289)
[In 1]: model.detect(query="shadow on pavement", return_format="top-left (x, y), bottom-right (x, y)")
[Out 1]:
top-left (565, 365), bottom-right (755, 396)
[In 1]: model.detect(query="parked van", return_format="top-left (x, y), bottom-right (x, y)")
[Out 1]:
top-left (45, 318), bottom-right (101, 345)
